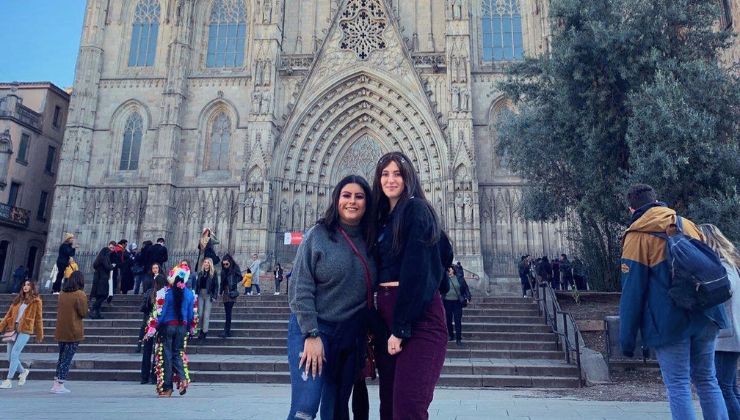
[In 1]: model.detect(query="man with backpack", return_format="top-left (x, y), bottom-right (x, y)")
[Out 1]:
top-left (619, 184), bottom-right (729, 419)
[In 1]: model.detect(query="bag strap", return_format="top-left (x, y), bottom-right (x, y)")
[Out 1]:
top-left (337, 227), bottom-right (374, 310)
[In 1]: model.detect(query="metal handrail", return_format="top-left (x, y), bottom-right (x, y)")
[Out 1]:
top-left (537, 283), bottom-right (584, 386)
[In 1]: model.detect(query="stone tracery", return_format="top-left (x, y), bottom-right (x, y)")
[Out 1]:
top-left (339, 0), bottom-right (387, 60)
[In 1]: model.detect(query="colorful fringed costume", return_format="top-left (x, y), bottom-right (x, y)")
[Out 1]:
top-left (144, 263), bottom-right (198, 395)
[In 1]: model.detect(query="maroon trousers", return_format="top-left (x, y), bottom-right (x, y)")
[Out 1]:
top-left (376, 286), bottom-right (448, 420)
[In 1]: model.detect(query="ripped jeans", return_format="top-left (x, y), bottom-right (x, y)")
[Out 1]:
top-left (286, 313), bottom-right (364, 420)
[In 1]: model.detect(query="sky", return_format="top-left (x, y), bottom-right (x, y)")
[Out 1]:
top-left (0, 1), bottom-right (87, 89)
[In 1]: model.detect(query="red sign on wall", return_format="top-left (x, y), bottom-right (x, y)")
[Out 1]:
top-left (283, 231), bottom-right (303, 245)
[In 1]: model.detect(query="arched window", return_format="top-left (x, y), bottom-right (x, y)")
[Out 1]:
top-left (120, 112), bottom-right (143, 171)
top-left (207, 112), bottom-right (231, 170)
top-left (128, 0), bottom-right (161, 67)
top-left (481, 0), bottom-right (524, 61)
top-left (206, 0), bottom-right (248, 68)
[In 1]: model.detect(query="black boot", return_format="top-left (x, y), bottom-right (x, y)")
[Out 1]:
top-left (136, 341), bottom-right (142, 353)
top-left (202, 332), bottom-right (207, 341)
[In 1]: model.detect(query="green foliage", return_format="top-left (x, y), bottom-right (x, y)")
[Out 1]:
top-left (496, 0), bottom-right (738, 291)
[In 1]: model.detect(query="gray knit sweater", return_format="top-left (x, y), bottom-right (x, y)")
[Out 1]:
top-left (288, 222), bottom-right (376, 335)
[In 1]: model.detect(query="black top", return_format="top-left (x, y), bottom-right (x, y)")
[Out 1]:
top-left (376, 198), bottom-right (446, 339)
top-left (56, 243), bottom-right (76, 268)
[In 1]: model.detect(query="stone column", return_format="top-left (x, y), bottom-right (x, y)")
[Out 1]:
top-left (42, 0), bottom-right (107, 276)
top-left (141, 1), bottom-right (195, 242)
top-left (445, 2), bottom-right (487, 289)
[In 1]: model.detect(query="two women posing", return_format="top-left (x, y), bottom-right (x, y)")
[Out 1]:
top-left (288, 152), bottom-right (449, 420)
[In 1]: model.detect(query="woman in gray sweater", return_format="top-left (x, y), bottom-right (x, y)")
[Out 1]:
top-left (702, 224), bottom-right (740, 420)
top-left (287, 175), bottom-right (376, 420)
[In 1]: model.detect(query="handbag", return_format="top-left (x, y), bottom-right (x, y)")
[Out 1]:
top-left (338, 227), bottom-right (377, 381)
top-left (450, 277), bottom-right (468, 308)
top-left (228, 290), bottom-right (240, 299)
top-left (1, 330), bottom-right (17, 343)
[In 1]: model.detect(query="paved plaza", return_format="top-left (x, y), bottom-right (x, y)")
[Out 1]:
top-left (0, 381), bottom-right (698, 419)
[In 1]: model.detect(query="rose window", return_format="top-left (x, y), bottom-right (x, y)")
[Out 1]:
top-left (339, 0), bottom-right (387, 60)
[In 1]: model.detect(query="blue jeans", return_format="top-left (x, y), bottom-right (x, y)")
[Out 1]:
top-left (716, 351), bottom-right (740, 420)
top-left (287, 314), bottom-right (363, 420)
top-left (162, 324), bottom-right (186, 391)
top-left (6, 332), bottom-right (30, 380)
top-left (654, 322), bottom-right (728, 420)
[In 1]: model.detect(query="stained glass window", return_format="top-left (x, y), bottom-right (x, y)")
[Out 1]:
top-left (208, 112), bottom-right (231, 170)
top-left (128, 0), bottom-right (160, 67)
top-left (481, 0), bottom-right (524, 61)
top-left (206, 0), bottom-right (248, 68)
top-left (120, 112), bottom-right (143, 171)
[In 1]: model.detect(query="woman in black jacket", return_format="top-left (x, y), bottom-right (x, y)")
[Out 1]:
top-left (89, 242), bottom-right (116, 319)
top-left (53, 233), bottom-right (76, 294)
top-left (370, 151), bottom-right (448, 420)
top-left (219, 254), bottom-right (240, 338)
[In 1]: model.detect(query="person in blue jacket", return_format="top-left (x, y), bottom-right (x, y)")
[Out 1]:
top-left (156, 265), bottom-right (196, 397)
top-left (619, 184), bottom-right (728, 420)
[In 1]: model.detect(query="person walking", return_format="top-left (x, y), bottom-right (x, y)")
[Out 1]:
top-left (219, 254), bottom-right (241, 338)
top-left (538, 256), bottom-right (553, 290)
top-left (620, 184), bottom-right (728, 420)
top-left (518, 255), bottom-right (531, 297)
top-left (53, 233), bottom-right (76, 294)
top-left (287, 175), bottom-right (376, 420)
top-left (370, 151), bottom-right (449, 420)
top-left (248, 254), bottom-right (262, 296)
top-left (445, 266), bottom-right (471, 346)
top-left (273, 263), bottom-right (284, 295)
top-left (89, 242), bottom-right (116, 319)
top-left (0, 280), bottom-right (44, 389)
top-left (51, 271), bottom-right (88, 393)
top-left (701, 224), bottom-right (740, 420)
top-left (144, 264), bottom-right (197, 397)
top-left (119, 242), bottom-right (136, 295)
top-left (195, 258), bottom-right (218, 341)
top-left (137, 272), bottom-right (166, 383)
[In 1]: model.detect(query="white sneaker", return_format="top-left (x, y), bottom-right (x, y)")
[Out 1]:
top-left (53, 292), bottom-right (60, 295)
top-left (18, 369), bottom-right (29, 386)
top-left (0, 379), bottom-right (11, 389)
top-left (50, 381), bottom-right (70, 393)
top-left (247, 292), bottom-right (252, 296)
top-left (257, 293), bottom-right (261, 296)
top-left (274, 292), bottom-right (280, 295)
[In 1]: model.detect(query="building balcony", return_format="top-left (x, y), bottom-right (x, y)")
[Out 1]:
top-left (0, 95), bottom-right (43, 133)
top-left (0, 202), bottom-right (30, 228)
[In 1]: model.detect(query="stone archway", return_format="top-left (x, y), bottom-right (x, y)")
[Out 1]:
top-left (269, 71), bottom-right (449, 261)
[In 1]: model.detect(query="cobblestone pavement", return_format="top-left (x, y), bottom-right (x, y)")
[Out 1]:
top-left (0, 381), bottom-right (696, 419)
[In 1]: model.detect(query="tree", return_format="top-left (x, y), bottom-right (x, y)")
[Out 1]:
top-left (496, 0), bottom-right (739, 291)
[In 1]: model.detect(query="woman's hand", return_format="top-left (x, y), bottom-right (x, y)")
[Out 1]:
top-left (388, 334), bottom-right (403, 355)
top-left (299, 336), bottom-right (325, 379)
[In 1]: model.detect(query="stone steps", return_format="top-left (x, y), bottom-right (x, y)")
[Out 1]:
top-left (2, 294), bottom-right (580, 388)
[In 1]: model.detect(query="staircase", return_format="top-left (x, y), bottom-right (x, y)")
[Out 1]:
top-left (0, 293), bottom-right (580, 387)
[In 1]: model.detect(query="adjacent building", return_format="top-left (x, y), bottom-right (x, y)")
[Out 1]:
top-left (0, 82), bottom-right (69, 292)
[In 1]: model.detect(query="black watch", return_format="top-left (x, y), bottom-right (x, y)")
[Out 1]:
top-left (305, 329), bottom-right (320, 339)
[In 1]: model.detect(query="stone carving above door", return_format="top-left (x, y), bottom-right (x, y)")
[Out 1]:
top-left (334, 133), bottom-right (383, 182)
top-left (339, 0), bottom-right (387, 60)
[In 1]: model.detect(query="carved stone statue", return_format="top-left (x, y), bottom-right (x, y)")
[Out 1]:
top-left (254, 195), bottom-right (263, 223)
top-left (252, 92), bottom-right (261, 114)
top-left (279, 199), bottom-right (289, 229)
top-left (451, 0), bottom-right (463, 20)
top-left (463, 193), bottom-right (473, 223)
top-left (454, 193), bottom-right (464, 223)
top-left (460, 88), bottom-right (470, 111)
top-left (451, 87), bottom-right (460, 111)
top-left (263, 0), bottom-right (273, 24)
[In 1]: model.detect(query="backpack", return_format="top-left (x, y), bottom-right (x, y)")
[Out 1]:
top-left (652, 216), bottom-right (732, 311)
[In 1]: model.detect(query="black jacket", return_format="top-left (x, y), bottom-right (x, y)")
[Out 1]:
top-left (56, 242), bottom-right (76, 268)
top-left (91, 247), bottom-right (113, 298)
top-left (376, 198), bottom-right (445, 339)
top-left (195, 270), bottom-right (219, 300)
top-left (219, 255), bottom-right (241, 298)
top-left (150, 243), bottom-right (168, 266)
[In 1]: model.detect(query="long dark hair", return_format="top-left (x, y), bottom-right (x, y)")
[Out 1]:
top-left (172, 276), bottom-right (185, 322)
top-left (317, 175), bottom-right (372, 242)
top-left (370, 151), bottom-right (440, 253)
top-left (62, 271), bottom-right (84, 293)
top-left (12, 280), bottom-right (39, 306)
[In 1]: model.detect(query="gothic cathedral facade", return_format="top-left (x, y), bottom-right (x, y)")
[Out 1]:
top-left (45, 0), bottom-right (572, 291)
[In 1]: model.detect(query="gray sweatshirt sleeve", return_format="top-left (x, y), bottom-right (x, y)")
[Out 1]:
top-left (288, 227), bottom-right (320, 335)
